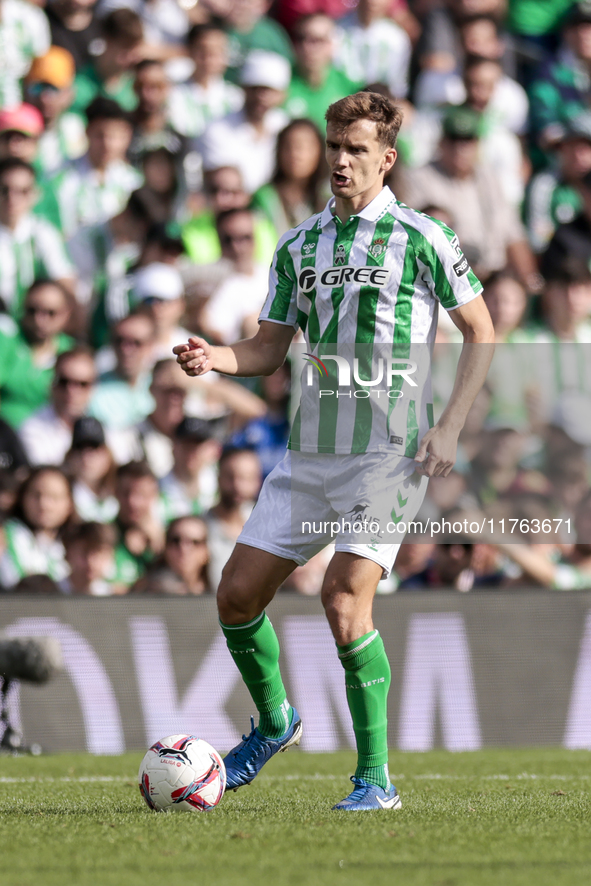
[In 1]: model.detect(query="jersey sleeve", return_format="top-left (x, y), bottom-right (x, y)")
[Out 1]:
top-left (423, 220), bottom-right (483, 311)
top-left (258, 233), bottom-right (299, 328)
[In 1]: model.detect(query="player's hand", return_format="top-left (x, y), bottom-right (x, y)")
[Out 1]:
top-left (414, 425), bottom-right (459, 477)
top-left (173, 336), bottom-right (213, 377)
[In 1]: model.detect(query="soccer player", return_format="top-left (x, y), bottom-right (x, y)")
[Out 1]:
top-left (174, 92), bottom-right (495, 811)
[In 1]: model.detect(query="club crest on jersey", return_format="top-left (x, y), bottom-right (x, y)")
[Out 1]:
top-left (334, 244), bottom-right (346, 265)
top-left (302, 242), bottom-right (316, 255)
top-left (369, 238), bottom-right (386, 258)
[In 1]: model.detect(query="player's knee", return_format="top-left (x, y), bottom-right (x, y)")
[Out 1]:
top-left (216, 560), bottom-right (257, 624)
top-left (320, 574), bottom-right (352, 615)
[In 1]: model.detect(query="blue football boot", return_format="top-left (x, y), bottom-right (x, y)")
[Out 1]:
top-left (332, 777), bottom-right (402, 811)
top-left (224, 708), bottom-right (303, 791)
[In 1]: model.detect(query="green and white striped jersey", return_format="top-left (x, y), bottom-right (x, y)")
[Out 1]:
top-left (259, 187), bottom-right (483, 455)
top-left (0, 214), bottom-right (74, 318)
top-left (168, 78), bottom-right (244, 139)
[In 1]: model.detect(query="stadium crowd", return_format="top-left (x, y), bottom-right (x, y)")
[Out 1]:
top-left (1, 0), bottom-right (591, 595)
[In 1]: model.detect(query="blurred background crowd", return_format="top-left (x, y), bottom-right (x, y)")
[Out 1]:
top-left (2, 0), bottom-right (591, 595)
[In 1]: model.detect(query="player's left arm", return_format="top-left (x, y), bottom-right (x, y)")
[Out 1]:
top-left (414, 295), bottom-right (495, 477)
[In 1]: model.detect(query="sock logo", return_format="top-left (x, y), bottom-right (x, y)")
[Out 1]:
top-left (228, 647), bottom-right (255, 654)
top-left (345, 677), bottom-right (385, 689)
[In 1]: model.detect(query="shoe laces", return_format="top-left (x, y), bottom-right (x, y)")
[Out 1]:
top-left (345, 776), bottom-right (373, 802)
top-left (229, 717), bottom-right (268, 767)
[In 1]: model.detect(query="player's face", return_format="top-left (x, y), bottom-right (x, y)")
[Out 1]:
top-left (326, 119), bottom-right (396, 204)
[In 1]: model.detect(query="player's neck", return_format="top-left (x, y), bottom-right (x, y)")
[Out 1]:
top-left (333, 182), bottom-right (385, 223)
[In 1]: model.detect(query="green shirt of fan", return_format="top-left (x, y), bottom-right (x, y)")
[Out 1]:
top-left (284, 67), bottom-right (363, 132)
top-left (507, 0), bottom-right (574, 36)
top-left (71, 65), bottom-right (138, 115)
top-left (0, 321), bottom-right (74, 428)
top-left (225, 16), bottom-right (294, 83)
top-left (182, 209), bottom-right (277, 267)
top-left (112, 537), bottom-right (153, 586)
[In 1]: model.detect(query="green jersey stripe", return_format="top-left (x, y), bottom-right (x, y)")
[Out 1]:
top-left (352, 214), bottom-right (397, 453)
top-left (317, 217), bottom-right (360, 453)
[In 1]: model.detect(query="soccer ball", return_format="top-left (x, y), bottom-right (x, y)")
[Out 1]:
top-left (138, 734), bottom-right (226, 812)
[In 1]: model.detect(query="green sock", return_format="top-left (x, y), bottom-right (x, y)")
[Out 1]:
top-left (220, 612), bottom-right (293, 739)
top-left (337, 630), bottom-right (391, 791)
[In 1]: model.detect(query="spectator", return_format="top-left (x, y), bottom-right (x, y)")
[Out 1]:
top-left (0, 279), bottom-right (75, 428)
top-left (24, 46), bottom-right (88, 180)
top-left (526, 112), bottom-right (591, 253)
top-left (251, 118), bottom-right (325, 239)
top-left (168, 23), bottom-right (244, 139)
top-left (0, 0), bottom-right (51, 109)
top-left (132, 263), bottom-right (191, 362)
top-left (112, 459), bottom-right (162, 584)
top-left (71, 8), bottom-right (144, 114)
top-left (399, 106), bottom-right (540, 287)
top-left (200, 207), bottom-right (269, 345)
top-left (199, 50), bottom-right (290, 195)
top-left (37, 97), bottom-right (142, 238)
top-left (130, 515), bottom-right (210, 594)
top-left (285, 14), bottom-right (362, 132)
top-left (182, 164), bottom-right (276, 266)
top-left (68, 190), bottom-right (153, 347)
top-left (224, 0), bottom-right (294, 82)
top-left (0, 105), bottom-right (44, 167)
top-left (128, 59), bottom-right (187, 169)
top-left (0, 422), bottom-right (28, 474)
top-left (335, 0), bottom-right (412, 99)
top-left (399, 542), bottom-right (478, 591)
top-left (59, 520), bottom-right (120, 594)
top-left (0, 157), bottom-right (75, 318)
top-left (159, 417), bottom-right (220, 521)
top-left (205, 446), bottom-right (262, 590)
top-left (46, 0), bottom-right (103, 73)
top-left (64, 416), bottom-right (118, 522)
top-left (534, 254), bottom-right (591, 343)
top-left (133, 358), bottom-right (190, 479)
top-left (18, 346), bottom-right (97, 465)
top-left (132, 145), bottom-right (190, 224)
top-left (229, 362), bottom-right (290, 478)
top-left (0, 465), bottom-right (24, 518)
top-left (0, 466), bottom-right (73, 588)
top-left (529, 2), bottom-right (591, 155)
top-left (90, 312), bottom-right (156, 429)
top-left (541, 168), bottom-right (591, 271)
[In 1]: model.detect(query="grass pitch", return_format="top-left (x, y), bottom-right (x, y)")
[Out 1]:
top-left (0, 749), bottom-right (589, 886)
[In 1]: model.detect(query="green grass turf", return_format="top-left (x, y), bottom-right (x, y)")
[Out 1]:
top-left (0, 749), bottom-right (590, 886)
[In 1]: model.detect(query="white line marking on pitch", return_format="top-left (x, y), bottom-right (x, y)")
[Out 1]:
top-left (0, 773), bottom-right (588, 785)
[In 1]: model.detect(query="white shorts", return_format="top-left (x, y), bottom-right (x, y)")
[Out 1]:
top-left (238, 450), bottom-right (429, 577)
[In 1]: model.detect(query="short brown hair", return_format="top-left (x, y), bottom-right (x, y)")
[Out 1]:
top-left (63, 521), bottom-right (117, 552)
top-left (325, 92), bottom-right (403, 148)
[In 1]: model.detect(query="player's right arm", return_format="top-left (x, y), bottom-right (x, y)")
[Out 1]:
top-left (175, 226), bottom-right (302, 378)
top-left (174, 320), bottom-right (295, 378)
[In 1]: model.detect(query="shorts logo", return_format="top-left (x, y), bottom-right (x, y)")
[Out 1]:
top-left (334, 244), bottom-right (346, 265)
top-left (298, 266), bottom-right (391, 291)
top-left (369, 237), bottom-right (386, 258)
top-left (302, 242), bottom-right (316, 255)
top-left (299, 267), bottom-right (318, 292)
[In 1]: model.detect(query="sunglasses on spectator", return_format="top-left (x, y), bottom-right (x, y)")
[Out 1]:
top-left (220, 232), bottom-right (253, 245)
top-left (55, 376), bottom-right (94, 389)
top-left (142, 296), bottom-right (167, 305)
top-left (167, 535), bottom-right (207, 547)
top-left (114, 335), bottom-right (151, 348)
top-left (0, 184), bottom-right (33, 197)
top-left (27, 82), bottom-right (61, 96)
top-left (25, 305), bottom-right (62, 318)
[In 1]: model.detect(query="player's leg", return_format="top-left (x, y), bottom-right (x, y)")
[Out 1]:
top-left (321, 553), bottom-right (395, 804)
top-left (218, 542), bottom-right (297, 738)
